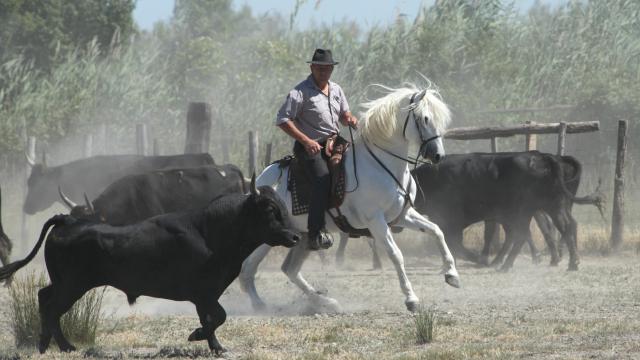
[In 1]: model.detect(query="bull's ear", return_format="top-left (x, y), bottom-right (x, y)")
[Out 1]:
top-left (250, 173), bottom-right (260, 195)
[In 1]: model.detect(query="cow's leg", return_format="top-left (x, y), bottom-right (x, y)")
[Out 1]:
top-left (281, 235), bottom-right (341, 312)
top-left (534, 211), bottom-right (560, 266)
top-left (549, 207), bottom-right (579, 271)
top-left (525, 218), bottom-right (542, 264)
top-left (190, 300), bottom-right (227, 355)
top-left (41, 286), bottom-right (85, 353)
top-left (239, 244), bottom-right (272, 310)
top-left (499, 219), bottom-right (531, 272)
top-left (37, 285), bottom-right (54, 353)
top-left (394, 208), bottom-right (460, 302)
top-left (490, 224), bottom-right (513, 267)
top-left (445, 227), bottom-right (481, 265)
top-left (480, 221), bottom-right (499, 266)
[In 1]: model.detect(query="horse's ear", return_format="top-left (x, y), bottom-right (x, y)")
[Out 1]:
top-left (414, 89), bottom-right (427, 102)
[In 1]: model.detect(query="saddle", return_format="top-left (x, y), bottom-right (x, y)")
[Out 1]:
top-left (279, 135), bottom-right (349, 216)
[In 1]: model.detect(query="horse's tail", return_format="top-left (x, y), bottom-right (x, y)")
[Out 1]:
top-left (0, 214), bottom-right (69, 281)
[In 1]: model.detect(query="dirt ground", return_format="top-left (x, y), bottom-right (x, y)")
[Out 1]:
top-left (0, 232), bottom-right (639, 360)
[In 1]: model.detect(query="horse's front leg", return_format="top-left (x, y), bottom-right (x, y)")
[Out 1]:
top-left (368, 212), bottom-right (419, 312)
top-left (396, 207), bottom-right (461, 289)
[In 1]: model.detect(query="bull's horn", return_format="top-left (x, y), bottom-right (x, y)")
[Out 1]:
top-left (25, 151), bottom-right (36, 167)
top-left (57, 186), bottom-right (78, 209)
top-left (83, 193), bottom-right (95, 214)
top-left (250, 173), bottom-right (259, 195)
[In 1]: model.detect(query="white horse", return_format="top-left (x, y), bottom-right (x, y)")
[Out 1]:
top-left (240, 83), bottom-right (460, 312)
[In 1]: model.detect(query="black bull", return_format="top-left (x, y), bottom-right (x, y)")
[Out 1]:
top-left (337, 151), bottom-right (603, 271)
top-left (0, 183), bottom-right (300, 354)
top-left (60, 164), bottom-right (247, 225)
top-left (24, 153), bottom-right (215, 214)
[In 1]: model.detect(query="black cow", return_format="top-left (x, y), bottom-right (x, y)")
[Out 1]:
top-left (59, 165), bottom-right (247, 225)
top-left (0, 185), bottom-right (13, 270)
top-left (411, 151), bottom-right (597, 271)
top-left (336, 151), bottom-right (602, 272)
top-left (24, 153), bottom-right (214, 214)
top-left (0, 179), bottom-right (300, 354)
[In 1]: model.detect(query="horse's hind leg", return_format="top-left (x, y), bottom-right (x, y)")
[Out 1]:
top-left (239, 244), bottom-right (272, 310)
top-left (282, 235), bottom-right (341, 312)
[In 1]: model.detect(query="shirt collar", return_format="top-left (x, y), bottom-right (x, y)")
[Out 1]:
top-left (306, 74), bottom-right (332, 92)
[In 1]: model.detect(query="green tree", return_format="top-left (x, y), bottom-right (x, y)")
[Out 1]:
top-left (0, 0), bottom-right (135, 71)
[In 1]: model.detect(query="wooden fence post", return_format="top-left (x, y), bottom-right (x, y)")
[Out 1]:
top-left (136, 124), bottom-right (148, 156)
top-left (525, 120), bottom-right (537, 151)
top-left (153, 139), bottom-right (160, 156)
top-left (84, 134), bottom-right (93, 158)
top-left (610, 120), bottom-right (628, 249)
top-left (185, 102), bottom-right (212, 154)
top-left (98, 124), bottom-right (107, 154)
top-left (556, 121), bottom-right (567, 155)
top-left (248, 131), bottom-right (258, 175)
top-left (221, 137), bottom-right (230, 163)
top-left (22, 136), bottom-right (37, 250)
top-left (264, 143), bottom-right (273, 168)
top-left (490, 137), bottom-right (498, 153)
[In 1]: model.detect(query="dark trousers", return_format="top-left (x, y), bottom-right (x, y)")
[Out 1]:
top-left (294, 141), bottom-right (330, 235)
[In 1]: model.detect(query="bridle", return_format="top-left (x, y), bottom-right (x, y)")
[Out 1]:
top-left (355, 91), bottom-right (442, 205)
top-left (402, 92), bottom-right (441, 158)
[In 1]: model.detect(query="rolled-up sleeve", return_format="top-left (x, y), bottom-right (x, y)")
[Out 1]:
top-left (276, 90), bottom-right (303, 126)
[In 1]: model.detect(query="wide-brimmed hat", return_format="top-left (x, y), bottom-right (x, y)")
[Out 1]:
top-left (306, 48), bottom-right (339, 65)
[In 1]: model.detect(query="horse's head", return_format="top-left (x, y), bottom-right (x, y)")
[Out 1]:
top-left (409, 88), bottom-right (451, 163)
top-left (360, 83), bottom-right (451, 164)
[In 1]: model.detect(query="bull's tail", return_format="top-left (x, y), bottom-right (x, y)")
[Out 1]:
top-left (0, 214), bottom-right (68, 281)
top-left (573, 178), bottom-right (606, 220)
top-left (547, 155), bottom-right (606, 220)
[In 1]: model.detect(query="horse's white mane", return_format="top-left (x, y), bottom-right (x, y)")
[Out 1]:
top-left (359, 82), bottom-right (451, 145)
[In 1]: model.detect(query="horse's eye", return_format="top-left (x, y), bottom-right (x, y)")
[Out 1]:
top-left (424, 116), bottom-right (429, 125)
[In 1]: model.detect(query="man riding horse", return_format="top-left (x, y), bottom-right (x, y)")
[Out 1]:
top-left (276, 48), bottom-right (358, 250)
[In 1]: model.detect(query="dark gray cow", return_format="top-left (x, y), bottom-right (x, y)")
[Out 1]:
top-left (24, 153), bottom-right (214, 214)
top-left (59, 164), bottom-right (246, 225)
top-left (0, 179), bottom-right (300, 354)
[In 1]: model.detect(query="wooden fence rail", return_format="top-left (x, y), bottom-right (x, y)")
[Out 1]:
top-left (444, 121), bottom-right (599, 140)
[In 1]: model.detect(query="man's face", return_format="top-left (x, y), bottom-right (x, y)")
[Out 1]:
top-left (310, 64), bottom-right (334, 84)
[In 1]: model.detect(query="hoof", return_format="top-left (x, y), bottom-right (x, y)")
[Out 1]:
top-left (549, 258), bottom-right (560, 267)
top-left (60, 344), bottom-right (76, 352)
top-left (567, 263), bottom-right (579, 271)
top-left (445, 274), bottom-right (460, 288)
top-left (309, 293), bottom-right (342, 314)
top-left (497, 265), bottom-right (511, 273)
top-left (405, 299), bottom-right (420, 313)
top-left (188, 328), bottom-right (206, 342)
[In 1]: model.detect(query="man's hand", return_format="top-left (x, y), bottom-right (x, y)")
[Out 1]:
top-left (304, 139), bottom-right (322, 155)
top-left (342, 113), bottom-right (358, 128)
